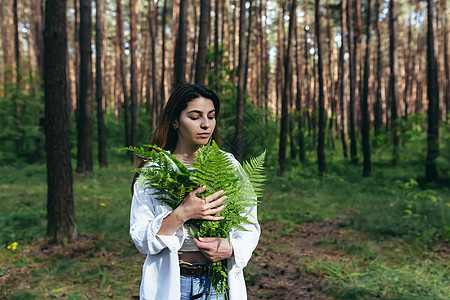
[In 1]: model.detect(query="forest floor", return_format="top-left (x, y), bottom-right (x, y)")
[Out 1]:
top-left (247, 220), bottom-right (344, 300)
top-left (1, 220), bottom-right (345, 299)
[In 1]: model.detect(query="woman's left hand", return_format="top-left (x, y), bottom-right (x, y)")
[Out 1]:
top-left (193, 237), bottom-right (233, 262)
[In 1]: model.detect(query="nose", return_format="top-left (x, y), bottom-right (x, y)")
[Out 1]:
top-left (200, 116), bottom-right (210, 129)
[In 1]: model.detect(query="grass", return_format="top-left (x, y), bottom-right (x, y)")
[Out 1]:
top-left (0, 127), bottom-right (449, 299)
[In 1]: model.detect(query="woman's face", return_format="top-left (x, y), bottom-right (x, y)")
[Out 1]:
top-left (174, 97), bottom-right (216, 149)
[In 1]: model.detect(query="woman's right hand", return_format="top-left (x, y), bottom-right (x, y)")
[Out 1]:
top-left (177, 186), bottom-right (227, 222)
top-left (158, 186), bottom-right (226, 236)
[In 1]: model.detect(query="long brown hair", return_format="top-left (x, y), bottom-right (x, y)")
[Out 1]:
top-left (131, 83), bottom-right (221, 194)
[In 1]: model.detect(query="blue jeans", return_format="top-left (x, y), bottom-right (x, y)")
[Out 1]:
top-left (180, 274), bottom-right (227, 300)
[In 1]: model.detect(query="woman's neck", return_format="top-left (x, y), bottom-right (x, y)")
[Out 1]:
top-left (172, 144), bottom-right (198, 167)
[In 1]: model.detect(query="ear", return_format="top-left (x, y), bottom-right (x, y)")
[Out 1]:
top-left (173, 120), bottom-right (179, 130)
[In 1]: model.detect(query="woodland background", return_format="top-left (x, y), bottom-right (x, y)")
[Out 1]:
top-left (0, 0), bottom-right (449, 298)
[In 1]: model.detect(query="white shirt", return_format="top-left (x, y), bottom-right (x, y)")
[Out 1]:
top-left (129, 152), bottom-right (261, 300)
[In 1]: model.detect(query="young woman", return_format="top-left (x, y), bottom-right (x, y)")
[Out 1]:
top-left (129, 83), bottom-right (260, 300)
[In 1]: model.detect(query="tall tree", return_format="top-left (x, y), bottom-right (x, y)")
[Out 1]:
top-left (275, 1), bottom-right (285, 117)
top-left (373, 0), bottom-right (383, 133)
top-left (129, 0), bottom-right (138, 161)
top-left (443, 0), bottom-right (449, 117)
top-left (194, 0), bottom-right (211, 85)
top-left (278, 0), bottom-right (296, 175)
top-left (160, 0), bottom-right (167, 113)
top-left (173, 0), bottom-right (188, 88)
top-left (148, 0), bottom-right (159, 127)
top-left (388, 0), bottom-right (399, 164)
top-left (303, 0), bottom-right (311, 136)
top-left (44, 0), bottom-right (77, 243)
top-left (95, 0), bottom-right (107, 168)
top-left (339, 0), bottom-right (349, 158)
top-left (233, 0), bottom-right (247, 163)
top-left (213, 0), bottom-right (220, 90)
top-left (315, 0), bottom-right (326, 174)
top-left (361, 0), bottom-right (374, 176)
top-left (294, 13), bottom-right (305, 163)
top-left (117, 0), bottom-right (130, 147)
top-left (425, 0), bottom-right (440, 181)
top-left (76, 0), bottom-right (93, 173)
top-left (13, 0), bottom-right (20, 89)
top-left (0, 0), bottom-right (10, 85)
top-left (346, 0), bottom-right (357, 163)
top-left (243, 0), bottom-right (253, 94)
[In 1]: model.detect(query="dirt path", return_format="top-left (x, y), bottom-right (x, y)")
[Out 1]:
top-left (247, 221), bottom-right (345, 300)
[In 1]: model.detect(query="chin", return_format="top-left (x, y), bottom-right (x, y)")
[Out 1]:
top-left (196, 139), bottom-right (210, 147)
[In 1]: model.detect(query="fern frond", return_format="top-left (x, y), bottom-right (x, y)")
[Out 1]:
top-left (243, 150), bottom-right (266, 197)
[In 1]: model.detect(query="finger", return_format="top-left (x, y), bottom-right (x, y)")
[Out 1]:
top-left (197, 237), bottom-right (218, 243)
top-left (193, 238), bottom-right (211, 250)
top-left (207, 205), bottom-right (226, 216)
top-left (193, 185), bottom-right (206, 196)
top-left (206, 195), bottom-right (227, 209)
top-left (204, 190), bottom-right (224, 203)
top-left (201, 215), bottom-right (225, 221)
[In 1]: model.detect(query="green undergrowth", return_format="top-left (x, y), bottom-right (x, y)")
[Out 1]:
top-left (1, 130), bottom-right (449, 298)
top-left (305, 236), bottom-right (449, 299)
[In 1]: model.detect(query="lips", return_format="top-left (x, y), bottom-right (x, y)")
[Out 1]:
top-left (198, 133), bottom-right (210, 138)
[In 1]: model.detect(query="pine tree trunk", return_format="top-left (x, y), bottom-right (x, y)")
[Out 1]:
top-left (114, 20), bottom-right (121, 121)
top-left (130, 0), bottom-right (138, 161)
top-left (95, 0), bottom-right (107, 168)
top-left (160, 0), bottom-right (167, 113)
top-left (173, 0), bottom-right (187, 89)
top-left (339, 0), bottom-right (349, 158)
top-left (425, 0), bottom-right (440, 181)
top-left (374, 0), bottom-right (383, 134)
top-left (44, 0), bottom-right (77, 243)
top-left (190, 0), bottom-right (198, 81)
top-left (117, 0), bottom-right (130, 147)
top-left (326, 0), bottom-right (335, 150)
top-left (278, 0), bottom-right (296, 175)
top-left (361, 0), bottom-right (374, 177)
top-left (243, 0), bottom-right (252, 95)
top-left (233, 0), bottom-right (247, 163)
top-left (346, 0), bottom-right (357, 163)
top-left (354, 0), bottom-right (362, 126)
top-left (13, 0), bottom-right (20, 89)
top-left (76, 0), bottom-right (93, 173)
top-left (148, 0), bottom-right (159, 127)
top-left (289, 6), bottom-right (297, 160)
top-left (214, 0), bottom-right (220, 90)
top-left (231, 0), bottom-right (237, 86)
top-left (388, 0), bottom-right (399, 164)
top-left (74, 0), bottom-right (80, 116)
top-left (303, 0), bottom-right (311, 137)
top-left (316, 0), bottom-right (326, 174)
top-left (195, 0), bottom-right (211, 85)
top-left (443, 0), bottom-right (450, 118)
top-left (275, 2), bottom-right (285, 118)
top-left (295, 15), bottom-right (305, 163)
top-left (403, 14), bottom-right (413, 122)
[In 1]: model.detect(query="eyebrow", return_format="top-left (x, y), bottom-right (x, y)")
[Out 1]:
top-left (187, 109), bottom-right (216, 114)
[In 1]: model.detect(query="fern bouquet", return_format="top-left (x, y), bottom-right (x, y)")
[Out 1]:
top-left (126, 141), bottom-right (265, 295)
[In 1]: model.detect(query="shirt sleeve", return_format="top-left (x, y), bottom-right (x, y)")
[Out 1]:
top-left (129, 178), bottom-right (185, 255)
top-left (229, 204), bottom-right (260, 268)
